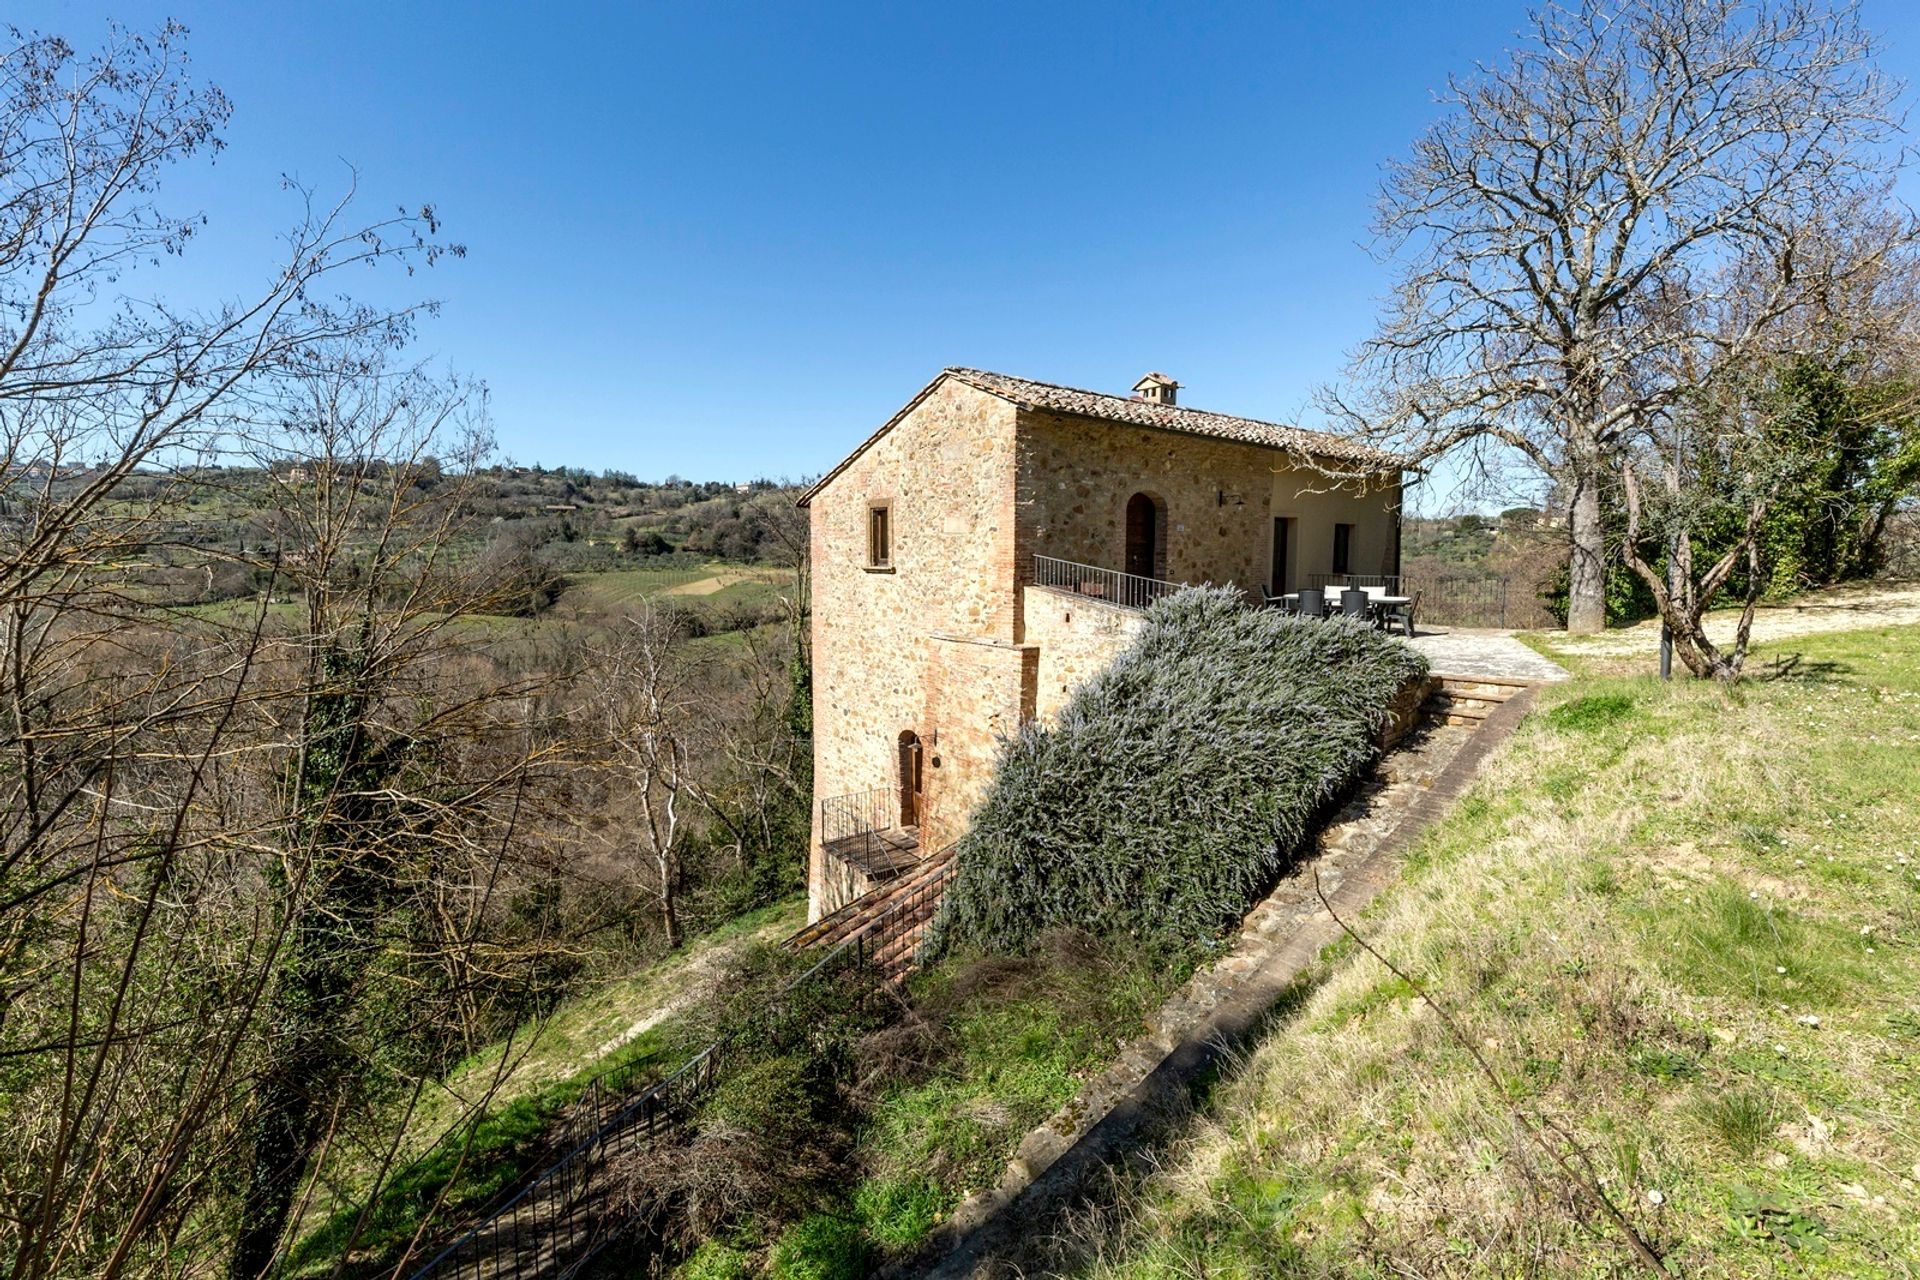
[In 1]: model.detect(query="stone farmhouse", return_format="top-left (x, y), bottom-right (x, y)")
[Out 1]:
top-left (797, 368), bottom-right (1406, 918)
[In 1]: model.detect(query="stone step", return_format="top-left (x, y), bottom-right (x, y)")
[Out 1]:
top-left (1429, 703), bottom-right (1496, 719)
top-left (1434, 685), bottom-right (1516, 704)
top-left (1430, 673), bottom-right (1535, 700)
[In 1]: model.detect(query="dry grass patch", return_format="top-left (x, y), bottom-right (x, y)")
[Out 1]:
top-left (1073, 625), bottom-right (1920, 1278)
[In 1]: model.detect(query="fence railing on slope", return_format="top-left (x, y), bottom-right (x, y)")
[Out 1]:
top-left (1410, 575), bottom-right (1555, 630)
top-left (1310, 571), bottom-right (1554, 630)
top-left (784, 844), bottom-right (958, 965)
top-left (399, 848), bottom-right (959, 1280)
top-left (1033, 554), bottom-right (1182, 612)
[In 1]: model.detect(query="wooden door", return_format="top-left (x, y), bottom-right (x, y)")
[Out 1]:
top-left (1125, 493), bottom-right (1158, 579)
top-left (898, 731), bottom-right (923, 828)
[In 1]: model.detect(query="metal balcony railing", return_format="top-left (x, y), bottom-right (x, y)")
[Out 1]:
top-left (1034, 554), bottom-right (1182, 612)
top-left (819, 785), bottom-right (897, 846)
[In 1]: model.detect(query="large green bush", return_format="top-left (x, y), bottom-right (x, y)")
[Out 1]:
top-left (934, 587), bottom-right (1428, 955)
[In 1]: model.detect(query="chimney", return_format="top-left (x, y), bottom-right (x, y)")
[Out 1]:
top-left (1132, 372), bottom-right (1179, 406)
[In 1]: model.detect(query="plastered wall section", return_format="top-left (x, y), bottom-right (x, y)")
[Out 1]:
top-left (1023, 585), bottom-right (1146, 723)
top-left (1270, 467), bottom-right (1401, 589)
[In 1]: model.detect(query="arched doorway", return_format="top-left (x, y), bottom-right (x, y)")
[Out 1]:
top-left (1125, 492), bottom-right (1161, 581)
top-left (897, 730), bottom-right (924, 829)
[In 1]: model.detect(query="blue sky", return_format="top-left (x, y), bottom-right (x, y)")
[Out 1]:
top-left (16, 1), bottom-right (1920, 501)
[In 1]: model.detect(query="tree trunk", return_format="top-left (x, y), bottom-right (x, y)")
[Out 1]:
top-left (658, 852), bottom-right (682, 950)
top-left (1565, 457), bottom-right (1608, 633)
top-left (228, 928), bottom-right (359, 1280)
top-left (228, 1045), bottom-right (323, 1279)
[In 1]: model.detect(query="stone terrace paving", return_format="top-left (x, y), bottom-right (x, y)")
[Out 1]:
top-left (1408, 627), bottom-right (1570, 683)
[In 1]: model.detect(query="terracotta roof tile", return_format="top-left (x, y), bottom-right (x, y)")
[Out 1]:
top-left (797, 368), bottom-right (1402, 506)
top-left (944, 368), bottom-right (1403, 468)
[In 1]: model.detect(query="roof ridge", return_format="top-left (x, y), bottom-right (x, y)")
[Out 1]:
top-left (943, 366), bottom-right (1367, 451)
top-left (798, 367), bottom-right (1403, 508)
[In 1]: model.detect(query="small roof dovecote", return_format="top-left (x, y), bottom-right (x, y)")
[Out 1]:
top-left (1132, 372), bottom-right (1180, 405)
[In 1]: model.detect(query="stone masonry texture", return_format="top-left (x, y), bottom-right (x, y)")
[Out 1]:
top-left (806, 372), bottom-right (1402, 920)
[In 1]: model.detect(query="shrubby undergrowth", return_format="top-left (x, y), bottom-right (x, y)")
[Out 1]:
top-left (936, 586), bottom-right (1428, 954)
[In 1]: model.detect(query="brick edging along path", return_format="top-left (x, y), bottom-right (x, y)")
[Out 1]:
top-left (903, 687), bottom-right (1540, 1280)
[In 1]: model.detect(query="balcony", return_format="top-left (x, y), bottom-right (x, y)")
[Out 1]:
top-left (818, 786), bottom-right (921, 880)
top-left (1032, 554), bottom-right (1184, 612)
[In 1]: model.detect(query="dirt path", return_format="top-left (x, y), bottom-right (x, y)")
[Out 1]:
top-left (1547, 583), bottom-right (1920, 659)
top-left (662, 574), bottom-right (730, 596)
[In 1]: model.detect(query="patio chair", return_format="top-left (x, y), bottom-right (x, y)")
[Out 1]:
top-left (1295, 587), bottom-right (1325, 618)
top-left (1340, 588), bottom-right (1370, 620)
top-left (1382, 589), bottom-right (1421, 638)
top-left (1261, 587), bottom-right (1287, 610)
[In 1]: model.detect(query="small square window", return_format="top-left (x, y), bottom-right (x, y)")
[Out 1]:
top-left (868, 501), bottom-right (892, 568)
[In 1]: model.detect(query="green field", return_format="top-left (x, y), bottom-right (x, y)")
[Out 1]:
top-left (560, 564), bottom-right (790, 615)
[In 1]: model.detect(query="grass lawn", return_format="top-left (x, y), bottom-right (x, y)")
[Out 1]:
top-left (286, 898), bottom-right (806, 1275)
top-left (680, 936), bottom-right (1188, 1279)
top-left (1080, 622), bottom-right (1920, 1277)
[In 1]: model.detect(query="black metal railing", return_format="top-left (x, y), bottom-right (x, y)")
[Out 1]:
top-left (1034, 554), bottom-right (1183, 611)
top-left (817, 785), bottom-right (923, 880)
top-left (819, 786), bottom-right (897, 847)
top-left (398, 1042), bottom-right (721, 1280)
top-left (1307, 573), bottom-right (1554, 630)
top-left (1409, 576), bottom-right (1555, 630)
top-left (788, 847), bottom-right (958, 971)
top-left (400, 850), bottom-right (959, 1280)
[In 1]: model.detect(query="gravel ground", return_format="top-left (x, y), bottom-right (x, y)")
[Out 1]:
top-left (1542, 582), bottom-right (1920, 658)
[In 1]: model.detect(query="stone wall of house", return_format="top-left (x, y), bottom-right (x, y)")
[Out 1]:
top-left (1023, 584), bottom-right (1146, 723)
top-left (917, 635), bottom-right (1037, 853)
top-left (805, 377), bottom-right (1407, 921)
top-left (805, 378), bottom-right (1020, 919)
top-left (1012, 410), bottom-right (1276, 611)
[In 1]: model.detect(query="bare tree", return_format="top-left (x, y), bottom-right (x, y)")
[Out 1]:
top-left (1322, 0), bottom-right (1906, 631)
top-left (218, 347), bottom-right (573, 1280)
top-left (0, 24), bottom-right (587, 1280)
top-left (1618, 223), bottom-right (1920, 678)
top-left (591, 604), bottom-right (713, 950)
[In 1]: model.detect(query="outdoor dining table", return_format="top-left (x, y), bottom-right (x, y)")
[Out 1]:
top-left (1280, 588), bottom-right (1412, 617)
